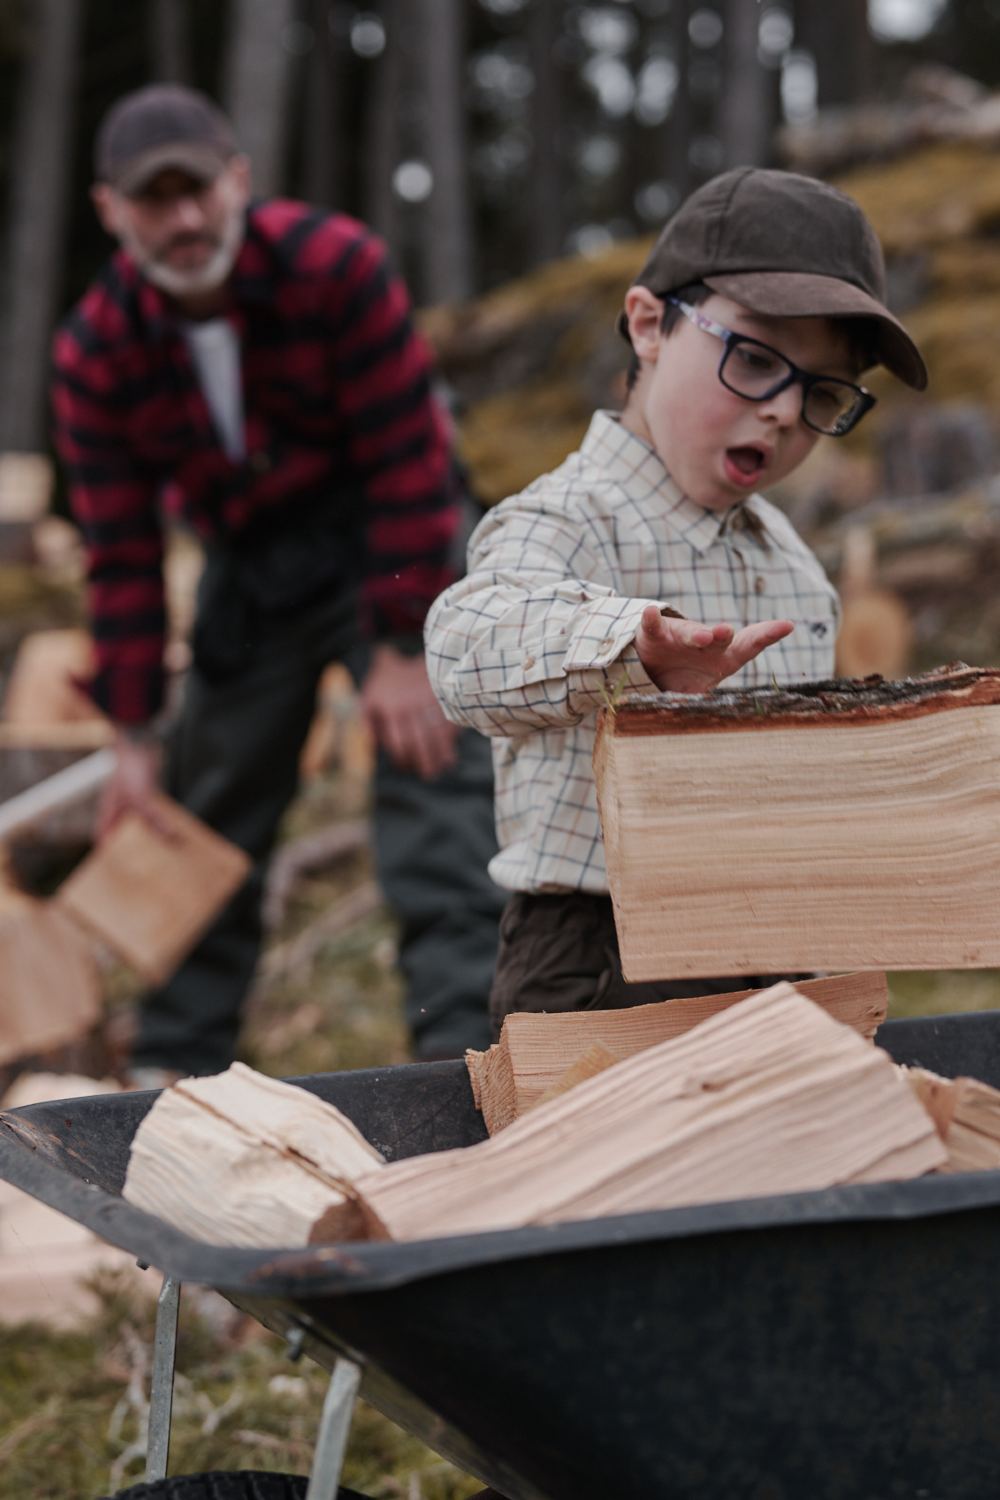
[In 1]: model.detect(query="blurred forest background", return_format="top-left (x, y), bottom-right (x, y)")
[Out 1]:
top-left (0, 0), bottom-right (998, 455)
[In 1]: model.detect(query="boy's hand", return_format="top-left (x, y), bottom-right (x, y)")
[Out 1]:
top-left (635, 605), bottom-right (794, 693)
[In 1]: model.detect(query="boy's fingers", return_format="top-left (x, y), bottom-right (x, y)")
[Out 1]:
top-left (657, 613), bottom-right (716, 650)
top-left (726, 619), bottom-right (795, 669)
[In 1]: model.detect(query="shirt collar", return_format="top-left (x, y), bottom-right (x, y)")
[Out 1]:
top-left (581, 410), bottom-right (770, 556)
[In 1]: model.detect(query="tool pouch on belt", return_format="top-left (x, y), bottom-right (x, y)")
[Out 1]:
top-left (191, 495), bottom-right (358, 683)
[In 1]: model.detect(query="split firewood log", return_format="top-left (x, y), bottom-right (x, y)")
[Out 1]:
top-left (353, 984), bottom-right (944, 1243)
top-left (902, 1066), bottom-right (1000, 1173)
top-left (466, 971), bottom-right (888, 1135)
top-left (123, 1063), bottom-right (384, 1247)
top-left (55, 793), bottom-right (251, 984)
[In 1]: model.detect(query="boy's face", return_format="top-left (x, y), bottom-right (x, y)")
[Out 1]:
top-left (621, 289), bottom-right (858, 512)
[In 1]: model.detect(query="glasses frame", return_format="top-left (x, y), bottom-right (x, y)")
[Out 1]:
top-left (666, 297), bottom-right (877, 438)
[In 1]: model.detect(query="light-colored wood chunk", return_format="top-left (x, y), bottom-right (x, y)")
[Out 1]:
top-left (0, 895), bottom-right (101, 1066)
top-left (902, 1065), bottom-right (1000, 1173)
top-left (467, 972), bottom-right (888, 1134)
top-left (0, 452), bottom-right (52, 522)
top-left (123, 1063), bottom-right (384, 1248)
top-left (834, 527), bottom-right (913, 680)
top-left (356, 984), bottom-right (945, 1243)
top-left (595, 670), bottom-right (1000, 978)
top-left (2, 630), bottom-right (105, 730)
top-left (532, 1043), bottom-right (619, 1110)
top-left (55, 793), bottom-right (252, 983)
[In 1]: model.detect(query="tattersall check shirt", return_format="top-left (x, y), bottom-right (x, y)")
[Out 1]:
top-left (426, 410), bottom-right (840, 895)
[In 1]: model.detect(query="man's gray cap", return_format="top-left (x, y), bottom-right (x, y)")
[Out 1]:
top-left (95, 84), bottom-right (237, 195)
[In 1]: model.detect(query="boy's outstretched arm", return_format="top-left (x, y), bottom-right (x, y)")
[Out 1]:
top-left (635, 606), bottom-right (794, 694)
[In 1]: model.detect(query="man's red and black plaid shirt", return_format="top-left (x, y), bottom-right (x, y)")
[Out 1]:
top-left (51, 199), bottom-right (459, 724)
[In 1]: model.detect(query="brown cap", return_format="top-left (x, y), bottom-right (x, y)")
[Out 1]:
top-left (95, 84), bottom-right (237, 196)
top-left (619, 167), bottom-right (927, 391)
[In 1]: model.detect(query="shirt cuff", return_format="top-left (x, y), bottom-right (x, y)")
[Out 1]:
top-left (562, 596), bottom-right (674, 673)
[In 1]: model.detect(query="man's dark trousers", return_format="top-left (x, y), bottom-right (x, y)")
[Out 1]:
top-left (130, 562), bottom-right (502, 1076)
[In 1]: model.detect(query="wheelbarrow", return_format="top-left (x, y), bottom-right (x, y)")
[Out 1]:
top-left (4, 1010), bottom-right (1000, 1500)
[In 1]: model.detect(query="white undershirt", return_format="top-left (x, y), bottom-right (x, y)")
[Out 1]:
top-left (182, 318), bottom-right (246, 462)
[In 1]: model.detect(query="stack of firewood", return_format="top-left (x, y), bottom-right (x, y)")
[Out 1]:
top-left (122, 979), bottom-right (1000, 1250)
top-left (122, 666), bottom-right (1000, 1248)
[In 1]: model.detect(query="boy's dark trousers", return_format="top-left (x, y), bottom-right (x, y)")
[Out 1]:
top-left (130, 551), bottom-right (503, 1077)
top-left (490, 890), bottom-right (803, 1038)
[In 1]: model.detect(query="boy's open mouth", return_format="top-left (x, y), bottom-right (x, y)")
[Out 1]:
top-left (724, 445), bottom-right (767, 485)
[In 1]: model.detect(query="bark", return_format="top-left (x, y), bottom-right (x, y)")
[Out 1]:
top-left (667, 0), bottom-right (693, 200)
top-left (720, 0), bottom-right (769, 168)
top-left (222, 0), bottom-right (296, 196)
top-left (527, 0), bottom-right (564, 266)
top-left (362, 0), bottom-right (402, 249)
top-left (301, 0), bottom-right (348, 208)
top-left (794, 0), bottom-right (874, 107)
top-left (413, 0), bottom-right (473, 303)
top-left (0, 0), bottom-right (81, 452)
top-left (149, 0), bottom-right (191, 83)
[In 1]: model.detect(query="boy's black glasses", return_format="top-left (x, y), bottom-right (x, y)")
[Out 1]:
top-left (667, 297), bottom-right (877, 437)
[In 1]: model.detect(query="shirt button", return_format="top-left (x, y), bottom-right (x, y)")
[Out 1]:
top-left (598, 637), bottom-right (613, 649)
top-left (754, 576), bottom-right (767, 594)
top-left (523, 655), bottom-right (535, 669)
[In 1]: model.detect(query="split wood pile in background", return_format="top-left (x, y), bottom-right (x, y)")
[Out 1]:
top-left (594, 666), bottom-right (1000, 982)
top-left (465, 971), bottom-right (888, 1135)
top-left (0, 1072), bottom-right (153, 1328)
top-left (120, 982), bottom-right (1000, 1252)
top-left (0, 888), bottom-right (100, 1066)
top-left (56, 792), bottom-right (251, 985)
top-left (0, 779), bottom-right (250, 1072)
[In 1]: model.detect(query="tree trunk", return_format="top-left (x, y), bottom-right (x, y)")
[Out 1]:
top-left (362, 0), bottom-right (402, 250)
top-left (413, 0), bottom-right (473, 303)
top-left (222, 0), bottom-right (296, 196)
top-left (300, 0), bottom-right (347, 208)
top-left (0, 0), bottom-right (81, 453)
top-left (720, 0), bottom-right (769, 168)
top-left (794, 0), bottom-right (873, 108)
top-left (149, 0), bottom-right (192, 83)
top-left (667, 0), bottom-right (693, 202)
top-left (527, 0), bottom-right (564, 266)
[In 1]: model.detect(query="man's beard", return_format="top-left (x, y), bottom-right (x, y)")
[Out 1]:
top-left (125, 208), bottom-right (245, 299)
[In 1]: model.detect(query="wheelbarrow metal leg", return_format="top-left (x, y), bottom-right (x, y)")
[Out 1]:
top-left (146, 1274), bottom-right (181, 1481)
top-left (305, 1356), bottom-right (362, 1500)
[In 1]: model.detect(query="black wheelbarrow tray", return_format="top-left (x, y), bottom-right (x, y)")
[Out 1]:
top-left (4, 1011), bottom-right (1000, 1500)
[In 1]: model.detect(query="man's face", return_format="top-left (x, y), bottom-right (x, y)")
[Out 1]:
top-left (92, 158), bottom-right (251, 300)
top-left (621, 290), bottom-right (857, 512)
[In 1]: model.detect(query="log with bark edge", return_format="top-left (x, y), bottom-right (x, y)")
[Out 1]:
top-left (593, 665), bottom-right (1000, 981)
top-left (466, 971), bottom-right (888, 1135)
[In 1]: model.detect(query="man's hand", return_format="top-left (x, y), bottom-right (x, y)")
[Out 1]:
top-left (96, 731), bottom-right (164, 842)
top-left (635, 605), bottom-right (795, 694)
top-left (360, 644), bottom-right (459, 780)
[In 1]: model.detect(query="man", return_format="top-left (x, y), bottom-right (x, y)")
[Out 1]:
top-left (52, 84), bottom-right (502, 1082)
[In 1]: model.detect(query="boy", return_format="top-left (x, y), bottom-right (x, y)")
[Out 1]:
top-left (424, 167), bottom-right (927, 1033)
